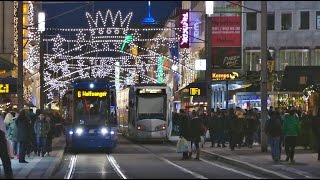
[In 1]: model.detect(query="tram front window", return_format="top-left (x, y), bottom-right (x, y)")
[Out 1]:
top-left (75, 97), bottom-right (108, 125)
top-left (137, 96), bottom-right (165, 120)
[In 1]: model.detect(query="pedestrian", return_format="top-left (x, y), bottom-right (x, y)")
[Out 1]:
top-left (207, 109), bottom-right (216, 147)
top-left (34, 111), bottom-right (50, 157)
top-left (312, 108), bottom-right (320, 161)
top-left (7, 116), bottom-right (18, 157)
top-left (265, 110), bottom-right (282, 162)
top-left (190, 110), bottom-right (204, 160)
top-left (178, 109), bottom-right (191, 160)
top-left (216, 109), bottom-right (226, 148)
top-left (227, 108), bottom-right (239, 151)
top-left (16, 109), bottom-right (30, 163)
top-left (0, 128), bottom-right (13, 179)
top-left (282, 109), bottom-right (301, 163)
top-left (45, 112), bottom-right (54, 156)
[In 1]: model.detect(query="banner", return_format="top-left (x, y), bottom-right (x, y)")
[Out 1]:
top-left (212, 47), bottom-right (241, 69)
top-left (189, 12), bottom-right (202, 43)
top-left (179, 9), bottom-right (190, 48)
top-left (212, 16), bottom-right (241, 47)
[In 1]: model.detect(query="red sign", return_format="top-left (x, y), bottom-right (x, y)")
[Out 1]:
top-left (212, 16), bottom-right (241, 47)
top-left (180, 9), bottom-right (190, 48)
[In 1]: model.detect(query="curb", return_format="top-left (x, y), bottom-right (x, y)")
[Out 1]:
top-left (200, 150), bottom-right (293, 179)
top-left (43, 137), bottom-right (66, 179)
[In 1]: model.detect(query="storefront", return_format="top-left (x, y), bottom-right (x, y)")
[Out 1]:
top-left (0, 78), bottom-right (18, 112)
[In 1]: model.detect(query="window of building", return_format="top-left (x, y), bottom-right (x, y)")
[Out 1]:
top-left (281, 13), bottom-right (292, 30)
top-left (300, 11), bottom-right (309, 30)
top-left (314, 49), bottom-right (320, 65)
top-left (279, 49), bottom-right (309, 70)
top-left (245, 50), bottom-right (261, 71)
top-left (267, 13), bottom-right (275, 30)
top-left (246, 12), bottom-right (257, 30)
top-left (316, 11), bottom-right (320, 30)
top-left (244, 50), bottom-right (275, 71)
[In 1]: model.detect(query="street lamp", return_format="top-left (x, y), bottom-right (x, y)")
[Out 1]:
top-left (205, 1), bottom-right (214, 112)
top-left (38, 11), bottom-right (45, 111)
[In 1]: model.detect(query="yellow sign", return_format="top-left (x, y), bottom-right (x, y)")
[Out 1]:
top-left (190, 88), bottom-right (201, 96)
top-left (0, 84), bottom-right (9, 93)
top-left (212, 72), bottom-right (239, 80)
top-left (77, 91), bottom-right (107, 98)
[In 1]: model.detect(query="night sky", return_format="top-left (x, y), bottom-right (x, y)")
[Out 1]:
top-left (43, 1), bottom-right (182, 29)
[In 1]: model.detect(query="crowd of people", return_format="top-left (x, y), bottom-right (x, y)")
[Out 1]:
top-left (0, 107), bottom-right (64, 179)
top-left (176, 106), bottom-right (320, 163)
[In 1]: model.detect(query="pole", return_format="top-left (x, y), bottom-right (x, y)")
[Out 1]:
top-left (226, 80), bottom-right (229, 109)
top-left (260, 1), bottom-right (268, 152)
top-left (17, 1), bottom-right (23, 110)
top-left (40, 32), bottom-right (45, 111)
top-left (205, 14), bottom-right (212, 112)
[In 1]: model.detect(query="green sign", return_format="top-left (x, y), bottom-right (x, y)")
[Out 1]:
top-left (120, 35), bottom-right (133, 52)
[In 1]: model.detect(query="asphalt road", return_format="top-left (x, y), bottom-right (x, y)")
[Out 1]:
top-left (51, 135), bottom-right (265, 179)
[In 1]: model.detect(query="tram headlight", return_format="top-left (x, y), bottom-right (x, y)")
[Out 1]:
top-left (69, 130), bottom-right (74, 135)
top-left (155, 124), bottom-right (166, 131)
top-left (75, 128), bottom-right (83, 135)
top-left (101, 128), bottom-right (108, 135)
top-left (110, 131), bottom-right (115, 135)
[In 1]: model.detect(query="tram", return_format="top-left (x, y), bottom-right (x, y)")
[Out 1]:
top-left (64, 79), bottom-right (118, 152)
top-left (117, 84), bottom-right (172, 142)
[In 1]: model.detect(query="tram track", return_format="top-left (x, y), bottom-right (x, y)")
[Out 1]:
top-left (64, 153), bottom-right (127, 179)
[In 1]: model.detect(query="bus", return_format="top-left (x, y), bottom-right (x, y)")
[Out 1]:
top-left (64, 79), bottom-right (118, 152)
top-left (117, 84), bottom-right (172, 142)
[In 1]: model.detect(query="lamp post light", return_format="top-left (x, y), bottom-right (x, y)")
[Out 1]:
top-left (38, 12), bottom-right (45, 111)
top-left (205, 1), bottom-right (214, 112)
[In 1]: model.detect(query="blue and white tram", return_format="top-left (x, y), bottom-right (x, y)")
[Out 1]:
top-left (65, 80), bottom-right (118, 152)
top-left (117, 84), bottom-right (172, 142)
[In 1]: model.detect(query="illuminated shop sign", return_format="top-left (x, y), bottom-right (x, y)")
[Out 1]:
top-left (180, 9), bottom-right (190, 48)
top-left (0, 84), bottom-right (9, 93)
top-left (190, 88), bottom-right (201, 96)
top-left (77, 91), bottom-right (107, 98)
top-left (0, 70), bottom-right (6, 75)
top-left (139, 89), bottom-right (163, 94)
top-left (212, 72), bottom-right (239, 80)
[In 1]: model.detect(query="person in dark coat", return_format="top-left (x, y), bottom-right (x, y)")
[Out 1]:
top-left (16, 109), bottom-right (30, 163)
top-left (178, 109), bottom-right (191, 160)
top-left (0, 129), bottom-right (13, 179)
top-left (190, 110), bottom-right (204, 160)
top-left (312, 109), bottom-right (320, 161)
top-left (265, 110), bottom-right (282, 162)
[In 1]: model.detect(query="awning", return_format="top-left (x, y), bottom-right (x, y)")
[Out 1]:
top-left (280, 66), bottom-right (320, 91)
top-left (0, 57), bottom-right (15, 72)
top-left (192, 96), bottom-right (207, 103)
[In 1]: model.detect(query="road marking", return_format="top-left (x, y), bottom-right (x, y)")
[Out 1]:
top-left (64, 155), bottom-right (77, 179)
top-left (137, 144), bottom-right (207, 179)
top-left (159, 156), bottom-right (208, 179)
top-left (201, 149), bottom-right (293, 179)
top-left (273, 165), bottom-right (318, 179)
top-left (107, 154), bottom-right (127, 179)
top-left (200, 158), bottom-right (262, 179)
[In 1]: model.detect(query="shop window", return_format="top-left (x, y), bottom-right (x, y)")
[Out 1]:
top-left (316, 11), bottom-right (320, 30)
top-left (314, 49), bottom-right (320, 65)
top-left (281, 13), bottom-right (292, 30)
top-left (300, 11), bottom-right (309, 30)
top-left (279, 49), bottom-right (309, 71)
top-left (267, 13), bottom-right (275, 30)
top-left (246, 12), bottom-right (257, 30)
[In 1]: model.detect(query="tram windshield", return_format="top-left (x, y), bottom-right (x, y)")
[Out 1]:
top-left (137, 96), bottom-right (165, 120)
top-left (75, 95), bottom-right (108, 126)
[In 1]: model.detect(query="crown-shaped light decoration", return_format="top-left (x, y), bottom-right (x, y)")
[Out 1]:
top-left (86, 10), bottom-right (132, 36)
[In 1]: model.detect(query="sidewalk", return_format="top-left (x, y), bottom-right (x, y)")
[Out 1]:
top-left (200, 142), bottom-right (320, 179)
top-left (0, 136), bottom-right (65, 179)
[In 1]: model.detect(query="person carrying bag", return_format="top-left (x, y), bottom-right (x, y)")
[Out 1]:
top-left (176, 137), bottom-right (189, 153)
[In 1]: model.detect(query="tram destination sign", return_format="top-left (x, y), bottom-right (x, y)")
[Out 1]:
top-left (77, 91), bottom-right (107, 98)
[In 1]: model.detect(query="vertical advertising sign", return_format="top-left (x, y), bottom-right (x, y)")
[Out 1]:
top-left (190, 12), bottom-right (202, 44)
top-left (211, 1), bottom-right (242, 69)
top-left (180, 9), bottom-right (190, 48)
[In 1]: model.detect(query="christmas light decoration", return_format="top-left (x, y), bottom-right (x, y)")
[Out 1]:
top-left (40, 10), bottom-right (196, 99)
